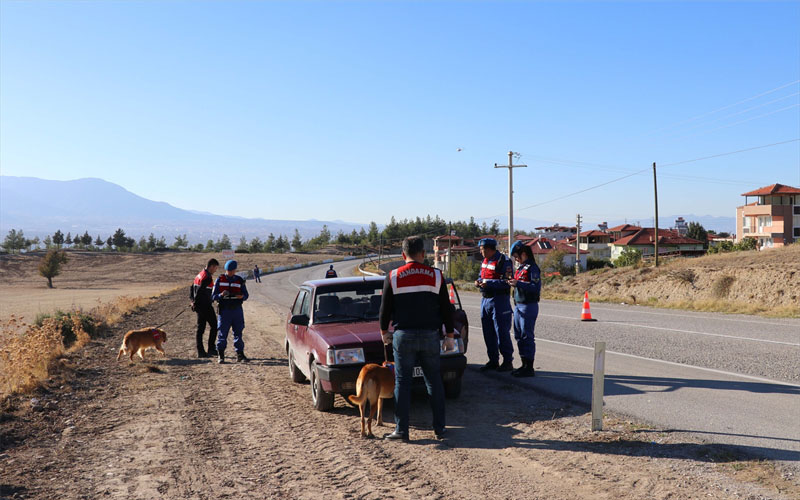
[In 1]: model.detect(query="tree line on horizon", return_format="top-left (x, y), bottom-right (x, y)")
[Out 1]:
top-left (0, 215), bottom-right (504, 255)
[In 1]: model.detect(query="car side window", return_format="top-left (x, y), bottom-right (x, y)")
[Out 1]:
top-left (300, 291), bottom-right (311, 316)
top-left (292, 290), bottom-right (307, 316)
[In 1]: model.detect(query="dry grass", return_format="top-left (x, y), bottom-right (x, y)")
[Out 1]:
top-left (712, 275), bottom-right (736, 299)
top-left (0, 292), bottom-right (159, 399)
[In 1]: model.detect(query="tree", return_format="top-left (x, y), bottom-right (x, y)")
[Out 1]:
top-left (205, 239), bottom-right (215, 252)
top-left (2, 229), bottom-right (27, 253)
top-left (39, 249), bottom-right (68, 288)
top-left (735, 236), bottom-right (757, 251)
top-left (81, 231), bottom-right (92, 247)
top-left (237, 235), bottom-right (249, 251)
top-left (249, 237), bottom-right (263, 253)
top-left (172, 234), bottom-right (188, 249)
top-left (275, 234), bottom-right (289, 253)
top-left (264, 233), bottom-right (276, 253)
top-left (112, 228), bottom-right (129, 249)
top-left (613, 247), bottom-right (642, 267)
top-left (687, 222), bottom-right (708, 248)
top-left (717, 231), bottom-right (730, 238)
top-left (215, 234), bottom-right (232, 251)
top-left (367, 222), bottom-right (379, 245)
top-left (44, 235), bottom-right (53, 249)
top-left (65, 232), bottom-right (73, 246)
top-left (292, 229), bottom-right (304, 252)
top-left (542, 249), bottom-right (573, 275)
top-left (29, 236), bottom-right (40, 251)
top-left (94, 235), bottom-right (104, 247)
top-left (52, 230), bottom-right (64, 248)
top-left (146, 233), bottom-right (158, 251)
top-left (489, 219), bottom-right (501, 235)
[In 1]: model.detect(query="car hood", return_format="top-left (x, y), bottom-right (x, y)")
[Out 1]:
top-left (310, 321), bottom-right (382, 347)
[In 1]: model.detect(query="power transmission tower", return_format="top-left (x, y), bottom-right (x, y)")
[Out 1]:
top-left (575, 213), bottom-right (582, 274)
top-left (494, 151), bottom-right (527, 265)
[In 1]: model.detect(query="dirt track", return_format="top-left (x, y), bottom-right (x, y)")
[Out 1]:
top-left (2, 288), bottom-right (798, 499)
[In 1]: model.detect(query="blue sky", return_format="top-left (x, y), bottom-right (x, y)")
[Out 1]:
top-left (1, 1), bottom-right (799, 229)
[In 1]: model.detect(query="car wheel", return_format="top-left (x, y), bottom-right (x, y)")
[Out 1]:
top-left (310, 360), bottom-right (335, 411)
top-left (443, 377), bottom-right (462, 399)
top-left (288, 346), bottom-right (306, 383)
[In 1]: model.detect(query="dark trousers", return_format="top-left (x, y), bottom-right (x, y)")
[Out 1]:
top-left (480, 296), bottom-right (514, 363)
top-left (392, 329), bottom-right (445, 436)
top-left (195, 305), bottom-right (217, 353)
top-left (513, 302), bottom-right (538, 360)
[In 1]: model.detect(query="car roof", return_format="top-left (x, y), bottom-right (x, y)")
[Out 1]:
top-left (301, 276), bottom-right (385, 289)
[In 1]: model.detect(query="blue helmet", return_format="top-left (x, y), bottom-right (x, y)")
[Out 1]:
top-left (510, 240), bottom-right (526, 256)
top-left (224, 260), bottom-right (238, 271)
top-left (478, 238), bottom-right (497, 250)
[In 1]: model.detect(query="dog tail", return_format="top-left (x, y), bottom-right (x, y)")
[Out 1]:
top-left (347, 392), bottom-right (364, 405)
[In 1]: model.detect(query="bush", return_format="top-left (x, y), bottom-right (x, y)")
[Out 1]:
top-left (34, 310), bottom-right (96, 348)
top-left (735, 237), bottom-right (757, 251)
top-left (586, 257), bottom-right (612, 271)
top-left (542, 249), bottom-right (574, 276)
top-left (38, 249), bottom-right (68, 288)
top-left (712, 275), bottom-right (735, 298)
top-left (613, 247), bottom-right (642, 267)
top-left (450, 254), bottom-right (481, 282)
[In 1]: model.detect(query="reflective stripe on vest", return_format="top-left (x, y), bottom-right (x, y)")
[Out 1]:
top-left (390, 263), bottom-right (442, 295)
top-left (480, 254), bottom-right (506, 280)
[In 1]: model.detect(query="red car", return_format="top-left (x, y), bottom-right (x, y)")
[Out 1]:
top-left (285, 275), bottom-right (469, 411)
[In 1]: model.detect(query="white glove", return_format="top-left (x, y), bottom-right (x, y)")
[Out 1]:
top-left (443, 337), bottom-right (456, 352)
top-left (381, 332), bottom-right (393, 345)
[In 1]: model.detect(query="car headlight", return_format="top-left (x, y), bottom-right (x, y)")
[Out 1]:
top-left (326, 347), bottom-right (365, 365)
top-left (440, 338), bottom-right (464, 356)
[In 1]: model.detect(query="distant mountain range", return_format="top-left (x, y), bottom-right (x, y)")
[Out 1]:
top-left (0, 176), bottom-right (366, 244)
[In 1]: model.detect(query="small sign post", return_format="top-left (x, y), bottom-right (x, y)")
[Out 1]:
top-left (222, 249), bottom-right (235, 260)
top-left (591, 341), bottom-right (606, 431)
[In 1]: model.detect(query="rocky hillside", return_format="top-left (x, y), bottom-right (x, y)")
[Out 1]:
top-left (544, 244), bottom-right (800, 317)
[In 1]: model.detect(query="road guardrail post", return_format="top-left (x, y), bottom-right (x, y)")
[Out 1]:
top-left (592, 341), bottom-right (606, 431)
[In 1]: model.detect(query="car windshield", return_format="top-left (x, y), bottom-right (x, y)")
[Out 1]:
top-left (313, 284), bottom-right (383, 324)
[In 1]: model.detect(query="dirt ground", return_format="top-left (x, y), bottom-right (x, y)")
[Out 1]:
top-left (2, 288), bottom-right (798, 500)
top-left (544, 245), bottom-right (800, 317)
top-left (0, 252), bottom-right (338, 323)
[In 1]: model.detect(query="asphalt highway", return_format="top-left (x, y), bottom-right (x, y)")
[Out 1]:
top-left (250, 259), bottom-right (800, 469)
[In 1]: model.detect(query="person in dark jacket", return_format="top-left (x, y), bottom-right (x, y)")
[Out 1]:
top-left (253, 264), bottom-right (261, 283)
top-left (212, 260), bottom-right (249, 363)
top-left (190, 258), bottom-right (219, 358)
top-left (475, 238), bottom-right (514, 372)
top-left (325, 265), bottom-right (337, 278)
top-left (508, 241), bottom-right (541, 377)
top-left (380, 236), bottom-right (455, 442)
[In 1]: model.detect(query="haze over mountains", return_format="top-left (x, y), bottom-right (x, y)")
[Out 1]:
top-left (0, 176), bottom-right (736, 243)
top-left (0, 176), bottom-right (365, 243)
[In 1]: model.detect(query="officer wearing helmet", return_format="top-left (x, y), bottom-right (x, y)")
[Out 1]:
top-left (475, 238), bottom-right (514, 372)
top-left (508, 240), bottom-right (541, 377)
top-left (212, 260), bottom-right (249, 363)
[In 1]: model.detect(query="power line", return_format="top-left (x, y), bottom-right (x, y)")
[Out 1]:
top-left (659, 138), bottom-right (800, 167)
top-left (668, 103), bottom-right (800, 140)
top-left (645, 80), bottom-right (800, 135)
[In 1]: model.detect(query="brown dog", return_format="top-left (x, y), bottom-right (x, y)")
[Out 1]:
top-left (116, 327), bottom-right (167, 361)
top-left (347, 362), bottom-right (395, 438)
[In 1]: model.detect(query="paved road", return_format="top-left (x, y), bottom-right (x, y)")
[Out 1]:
top-left (250, 259), bottom-right (800, 469)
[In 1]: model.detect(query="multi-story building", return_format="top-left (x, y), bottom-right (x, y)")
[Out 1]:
top-left (533, 224), bottom-right (577, 241)
top-left (576, 230), bottom-right (614, 259)
top-left (673, 217), bottom-right (689, 236)
top-left (736, 184), bottom-right (800, 249)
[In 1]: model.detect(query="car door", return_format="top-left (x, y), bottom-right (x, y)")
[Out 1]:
top-left (288, 288), bottom-right (311, 372)
top-left (447, 281), bottom-right (469, 353)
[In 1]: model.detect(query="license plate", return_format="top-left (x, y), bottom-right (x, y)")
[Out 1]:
top-left (413, 366), bottom-right (423, 377)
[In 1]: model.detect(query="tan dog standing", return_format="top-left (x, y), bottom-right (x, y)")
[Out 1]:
top-left (347, 362), bottom-right (395, 438)
top-left (116, 327), bottom-right (167, 361)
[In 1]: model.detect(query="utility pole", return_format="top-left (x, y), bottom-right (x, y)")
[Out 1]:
top-left (448, 223), bottom-right (452, 279)
top-left (653, 162), bottom-right (659, 267)
top-left (495, 151), bottom-right (527, 265)
top-left (575, 213), bottom-right (582, 274)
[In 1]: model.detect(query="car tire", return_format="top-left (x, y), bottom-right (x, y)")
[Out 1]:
top-left (288, 346), bottom-right (306, 383)
top-left (310, 360), bottom-right (335, 411)
top-left (443, 377), bottom-right (462, 399)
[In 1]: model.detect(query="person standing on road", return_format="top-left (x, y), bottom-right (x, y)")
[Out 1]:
top-left (325, 265), bottom-right (337, 278)
top-left (475, 238), bottom-right (514, 372)
top-left (380, 236), bottom-right (455, 442)
top-left (190, 258), bottom-right (219, 358)
top-left (253, 264), bottom-right (261, 283)
top-left (507, 241), bottom-right (541, 377)
top-left (212, 260), bottom-right (249, 364)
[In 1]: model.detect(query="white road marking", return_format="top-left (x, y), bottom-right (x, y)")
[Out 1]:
top-left (462, 305), bottom-right (800, 347)
top-left (542, 300), bottom-right (798, 328)
top-left (539, 338), bottom-right (800, 389)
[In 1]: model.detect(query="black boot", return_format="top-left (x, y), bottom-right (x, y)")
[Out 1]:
top-left (197, 349), bottom-right (209, 358)
top-left (512, 358), bottom-right (535, 377)
top-left (479, 360), bottom-right (499, 372)
top-left (497, 359), bottom-right (514, 372)
top-left (207, 346), bottom-right (218, 357)
top-left (217, 350), bottom-right (225, 364)
top-left (236, 352), bottom-right (249, 363)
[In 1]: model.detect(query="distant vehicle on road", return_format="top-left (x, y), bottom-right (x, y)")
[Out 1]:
top-left (285, 276), bottom-right (469, 411)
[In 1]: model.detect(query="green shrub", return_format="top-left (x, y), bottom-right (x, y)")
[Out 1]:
top-left (735, 237), bottom-right (757, 251)
top-left (450, 254), bottom-right (481, 282)
top-left (613, 247), bottom-right (642, 267)
top-left (34, 310), bottom-right (96, 348)
top-left (586, 257), bottom-right (612, 270)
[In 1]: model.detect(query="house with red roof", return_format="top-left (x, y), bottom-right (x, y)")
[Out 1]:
top-left (576, 230), bottom-right (615, 259)
top-left (609, 228), bottom-right (705, 260)
top-left (524, 237), bottom-right (589, 270)
top-left (736, 184), bottom-right (800, 248)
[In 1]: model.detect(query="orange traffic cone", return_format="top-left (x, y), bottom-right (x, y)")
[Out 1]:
top-left (448, 285), bottom-right (456, 304)
top-left (580, 291), bottom-right (597, 322)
